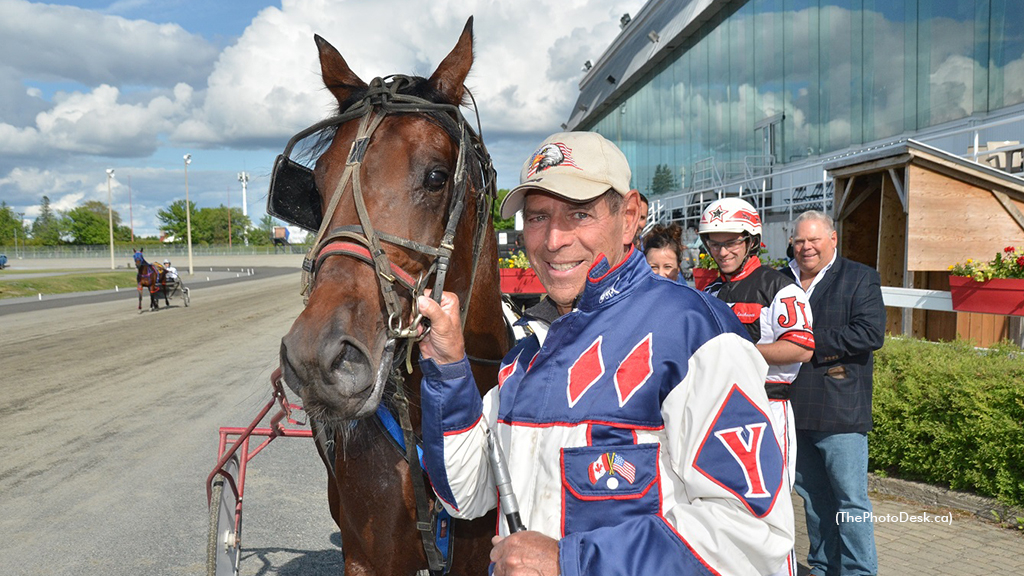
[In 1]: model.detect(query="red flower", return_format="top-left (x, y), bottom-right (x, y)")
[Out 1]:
top-left (1005, 246), bottom-right (1015, 253)
top-left (1017, 255), bottom-right (1024, 268)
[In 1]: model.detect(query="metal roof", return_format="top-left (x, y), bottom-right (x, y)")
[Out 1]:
top-left (824, 138), bottom-right (1024, 192)
top-left (566, 0), bottom-right (731, 130)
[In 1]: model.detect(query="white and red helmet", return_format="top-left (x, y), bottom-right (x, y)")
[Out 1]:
top-left (699, 198), bottom-right (762, 256)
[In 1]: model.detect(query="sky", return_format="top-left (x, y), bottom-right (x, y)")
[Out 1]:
top-left (0, 0), bottom-right (646, 237)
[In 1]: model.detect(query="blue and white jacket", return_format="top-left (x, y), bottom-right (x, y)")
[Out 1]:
top-left (420, 248), bottom-right (793, 576)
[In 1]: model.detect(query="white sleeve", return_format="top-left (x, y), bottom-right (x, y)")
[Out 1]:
top-left (661, 332), bottom-right (794, 576)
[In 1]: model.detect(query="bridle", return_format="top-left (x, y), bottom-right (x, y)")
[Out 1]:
top-left (269, 75), bottom-right (498, 576)
top-left (294, 75), bottom-right (496, 340)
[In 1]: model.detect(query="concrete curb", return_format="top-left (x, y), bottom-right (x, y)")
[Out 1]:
top-left (870, 473), bottom-right (1024, 528)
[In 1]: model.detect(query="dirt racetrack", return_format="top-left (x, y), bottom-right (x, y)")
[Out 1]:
top-left (0, 268), bottom-right (345, 576)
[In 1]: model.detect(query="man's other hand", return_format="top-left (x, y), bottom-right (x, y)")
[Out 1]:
top-left (490, 531), bottom-right (560, 576)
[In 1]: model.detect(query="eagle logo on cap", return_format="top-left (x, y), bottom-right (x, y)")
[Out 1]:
top-left (526, 143), bottom-right (581, 178)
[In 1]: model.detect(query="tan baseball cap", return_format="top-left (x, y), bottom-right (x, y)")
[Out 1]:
top-left (499, 132), bottom-right (632, 219)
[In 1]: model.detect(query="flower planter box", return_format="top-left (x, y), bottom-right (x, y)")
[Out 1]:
top-left (500, 268), bottom-right (545, 294)
top-left (692, 268), bottom-right (719, 291)
top-left (948, 276), bottom-right (1024, 316)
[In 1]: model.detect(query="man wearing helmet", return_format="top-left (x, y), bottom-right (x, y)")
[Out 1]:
top-left (162, 259), bottom-right (178, 281)
top-left (699, 197), bottom-right (815, 576)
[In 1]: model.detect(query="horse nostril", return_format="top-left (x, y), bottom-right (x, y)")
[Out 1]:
top-left (327, 339), bottom-right (373, 390)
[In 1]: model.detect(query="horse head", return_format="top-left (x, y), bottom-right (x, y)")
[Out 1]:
top-left (277, 18), bottom-right (502, 425)
top-left (133, 249), bottom-right (146, 269)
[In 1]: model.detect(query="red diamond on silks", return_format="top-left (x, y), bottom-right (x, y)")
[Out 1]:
top-left (498, 351), bottom-right (521, 388)
top-left (567, 336), bottom-right (605, 407)
top-left (615, 334), bottom-right (653, 407)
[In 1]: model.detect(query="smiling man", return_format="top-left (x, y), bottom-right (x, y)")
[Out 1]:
top-left (416, 132), bottom-right (794, 576)
top-left (783, 211), bottom-right (885, 576)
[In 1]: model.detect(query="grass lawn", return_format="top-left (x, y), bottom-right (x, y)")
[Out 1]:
top-left (0, 268), bottom-right (99, 275)
top-left (0, 270), bottom-right (140, 299)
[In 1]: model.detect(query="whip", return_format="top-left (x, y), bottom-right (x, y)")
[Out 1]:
top-left (486, 429), bottom-right (526, 533)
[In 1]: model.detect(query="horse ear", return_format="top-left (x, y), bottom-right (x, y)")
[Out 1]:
top-left (316, 34), bottom-right (368, 105)
top-left (428, 16), bottom-right (474, 105)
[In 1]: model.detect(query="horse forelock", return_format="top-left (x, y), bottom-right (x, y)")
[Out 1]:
top-left (300, 75), bottom-right (465, 164)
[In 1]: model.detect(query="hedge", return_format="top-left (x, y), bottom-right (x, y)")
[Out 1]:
top-left (871, 337), bottom-right (1024, 508)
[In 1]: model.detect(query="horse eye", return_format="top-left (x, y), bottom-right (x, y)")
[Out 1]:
top-left (425, 169), bottom-right (448, 191)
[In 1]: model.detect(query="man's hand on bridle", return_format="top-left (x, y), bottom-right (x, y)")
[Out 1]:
top-left (416, 290), bottom-right (466, 365)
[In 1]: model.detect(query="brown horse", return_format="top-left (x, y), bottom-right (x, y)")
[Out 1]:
top-left (134, 249), bottom-right (168, 311)
top-left (273, 18), bottom-right (509, 576)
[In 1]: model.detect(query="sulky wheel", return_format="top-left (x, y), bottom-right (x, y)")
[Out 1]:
top-left (207, 454), bottom-right (241, 576)
top-left (183, 287), bottom-right (190, 307)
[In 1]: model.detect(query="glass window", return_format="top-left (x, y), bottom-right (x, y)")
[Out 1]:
top-left (917, 0), bottom-right (976, 126)
top-left (579, 0), bottom-right (1024, 183)
top-left (730, 1), bottom-right (756, 164)
top-left (862, 0), bottom-right (909, 140)
top-left (989, 0), bottom-right (1024, 110)
top-left (819, 0), bottom-right (857, 151)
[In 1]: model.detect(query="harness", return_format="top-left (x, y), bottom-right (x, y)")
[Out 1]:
top-left (267, 75), bottom-right (497, 575)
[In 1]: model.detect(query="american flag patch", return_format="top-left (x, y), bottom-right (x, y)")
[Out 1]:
top-left (611, 453), bottom-right (636, 484)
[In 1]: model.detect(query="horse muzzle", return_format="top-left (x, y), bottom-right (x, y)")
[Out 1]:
top-left (280, 329), bottom-right (394, 421)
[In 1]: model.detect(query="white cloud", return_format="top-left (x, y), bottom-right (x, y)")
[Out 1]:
top-left (177, 0), bottom-right (647, 145)
top-left (0, 0), bottom-right (218, 87)
top-left (0, 83), bottom-right (194, 157)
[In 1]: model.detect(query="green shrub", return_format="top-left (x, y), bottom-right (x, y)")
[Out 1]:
top-left (871, 337), bottom-right (1024, 507)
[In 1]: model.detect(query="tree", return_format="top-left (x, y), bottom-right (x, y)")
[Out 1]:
top-left (203, 205), bottom-right (250, 245)
top-left (65, 200), bottom-right (123, 245)
top-left (157, 199), bottom-right (197, 243)
top-left (252, 214), bottom-right (278, 246)
top-left (0, 202), bottom-right (27, 246)
top-left (30, 196), bottom-right (67, 245)
top-left (650, 164), bottom-right (676, 196)
top-left (114, 224), bottom-right (133, 243)
top-left (491, 189), bottom-right (515, 230)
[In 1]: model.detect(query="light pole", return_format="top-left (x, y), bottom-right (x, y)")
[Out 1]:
top-left (106, 168), bottom-right (115, 270)
top-left (237, 171), bottom-right (249, 245)
top-left (226, 185), bottom-right (232, 249)
top-left (184, 154), bottom-right (194, 275)
top-left (128, 175), bottom-right (134, 243)
top-left (16, 212), bottom-right (23, 259)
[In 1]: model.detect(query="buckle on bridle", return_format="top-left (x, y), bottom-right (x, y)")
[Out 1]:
top-left (389, 311), bottom-right (429, 341)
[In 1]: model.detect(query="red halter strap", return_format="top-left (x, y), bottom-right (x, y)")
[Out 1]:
top-left (315, 241), bottom-right (419, 291)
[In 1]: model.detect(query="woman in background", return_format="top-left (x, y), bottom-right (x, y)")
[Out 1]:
top-left (643, 223), bottom-right (684, 281)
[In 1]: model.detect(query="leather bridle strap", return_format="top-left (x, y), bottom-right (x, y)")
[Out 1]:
top-left (315, 241), bottom-right (420, 291)
top-left (300, 109), bottom-right (386, 299)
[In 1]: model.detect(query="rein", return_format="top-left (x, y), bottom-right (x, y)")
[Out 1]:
top-left (291, 75), bottom-right (498, 576)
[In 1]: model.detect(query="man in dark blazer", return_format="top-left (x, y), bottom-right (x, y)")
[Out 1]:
top-left (782, 210), bottom-right (886, 576)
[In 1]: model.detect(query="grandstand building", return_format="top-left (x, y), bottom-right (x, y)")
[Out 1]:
top-left (566, 0), bottom-right (1024, 257)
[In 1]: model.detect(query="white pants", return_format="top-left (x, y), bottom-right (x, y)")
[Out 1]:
top-left (768, 398), bottom-right (797, 576)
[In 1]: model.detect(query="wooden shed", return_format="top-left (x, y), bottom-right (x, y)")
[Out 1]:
top-left (824, 139), bottom-right (1024, 346)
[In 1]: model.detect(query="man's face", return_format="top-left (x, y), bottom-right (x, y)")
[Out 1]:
top-left (792, 219), bottom-right (837, 276)
top-left (637, 200), bottom-right (649, 235)
top-left (523, 190), bottom-right (638, 314)
top-left (705, 231), bottom-right (749, 275)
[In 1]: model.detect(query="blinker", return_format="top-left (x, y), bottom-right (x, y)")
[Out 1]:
top-left (267, 154), bottom-right (323, 233)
